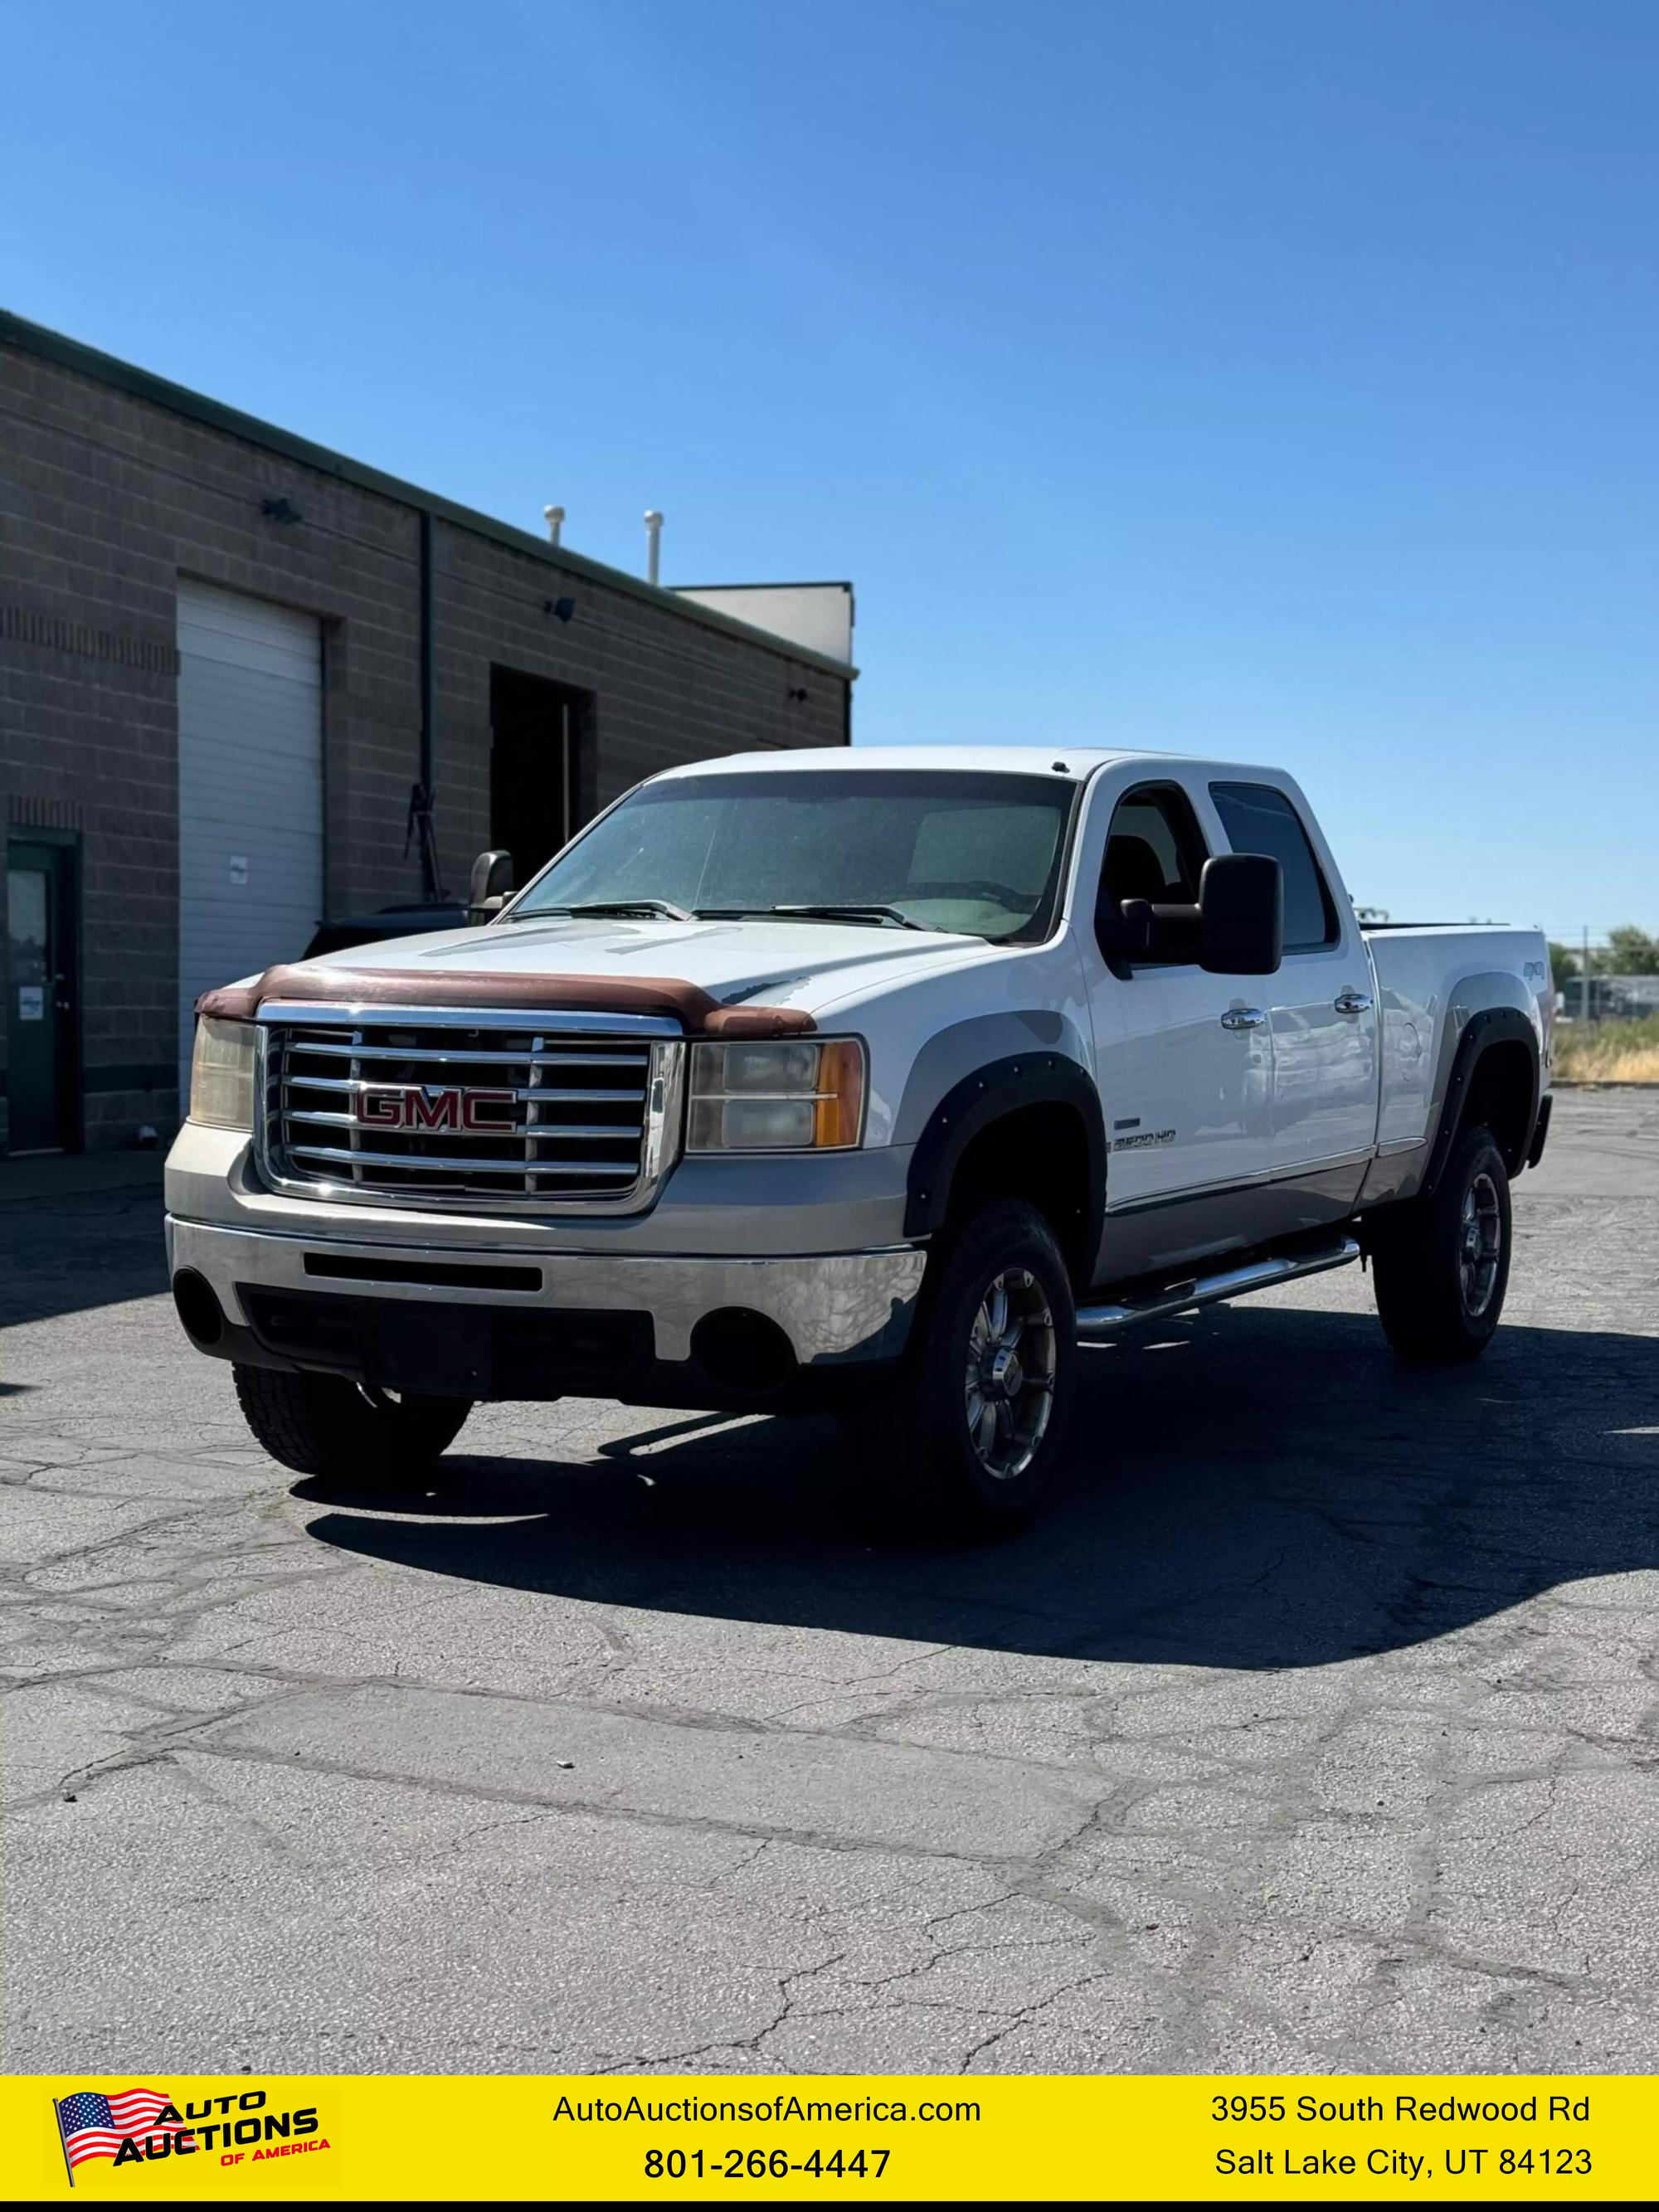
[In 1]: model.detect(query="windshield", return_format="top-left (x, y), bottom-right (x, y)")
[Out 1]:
top-left (508, 769), bottom-right (1079, 943)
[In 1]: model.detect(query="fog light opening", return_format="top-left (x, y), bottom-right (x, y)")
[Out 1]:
top-left (172, 1268), bottom-right (226, 1348)
top-left (691, 1308), bottom-right (797, 1399)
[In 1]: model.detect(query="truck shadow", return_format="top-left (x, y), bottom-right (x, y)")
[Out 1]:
top-left (298, 1305), bottom-right (1659, 1670)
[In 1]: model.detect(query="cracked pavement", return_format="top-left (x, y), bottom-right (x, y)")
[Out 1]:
top-left (2, 1090), bottom-right (1656, 2074)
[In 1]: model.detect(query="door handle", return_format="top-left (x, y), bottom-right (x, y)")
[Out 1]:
top-left (1219, 1006), bottom-right (1265, 1031)
top-left (1334, 989), bottom-right (1373, 1016)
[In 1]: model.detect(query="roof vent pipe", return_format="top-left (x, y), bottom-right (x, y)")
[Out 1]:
top-left (644, 509), bottom-right (663, 586)
top-left (543, 504), bottom-right (565, 547)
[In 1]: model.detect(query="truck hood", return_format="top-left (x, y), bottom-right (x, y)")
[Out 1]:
top-left (285, 913), bottom-right (998, 1021)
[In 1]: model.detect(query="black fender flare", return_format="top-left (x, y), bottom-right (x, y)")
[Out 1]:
top-left (902, 1053), bottom-right (1107, 1264)
top-left (1423, 1006), bottom-right (1540, 1191)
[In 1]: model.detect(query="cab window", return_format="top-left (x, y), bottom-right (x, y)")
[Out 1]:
top-left (1209, 781), bottom-right (1340, 953)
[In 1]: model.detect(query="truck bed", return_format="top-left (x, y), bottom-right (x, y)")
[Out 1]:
top-left (1363, 923), bottom-right (1551, 1154)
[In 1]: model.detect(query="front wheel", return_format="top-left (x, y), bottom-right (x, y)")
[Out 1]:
top-left (1370, 1124), bottom-right (1512, 1363)
top-left (233, 1366), bottom-right (472, 1483)
top-left (842, 1199), bottom-right (1078, 1539)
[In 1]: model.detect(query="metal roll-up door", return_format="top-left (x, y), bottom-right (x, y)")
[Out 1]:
top-left (177, 581), bottom-right (323, 1096)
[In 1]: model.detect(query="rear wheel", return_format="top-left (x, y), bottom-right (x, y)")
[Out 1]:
top-left (841, 1198), bottom-right (1078, 1539)
top-left (232, 1366), bottom-right (472, 1483)
top-left (1370, 1124), bottom-right (1512, 1363)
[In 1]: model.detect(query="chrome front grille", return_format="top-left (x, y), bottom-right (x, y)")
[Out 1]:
top-left (255, 1003), bottom-right (684, 1213)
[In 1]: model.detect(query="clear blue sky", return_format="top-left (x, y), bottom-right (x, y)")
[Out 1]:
top-left (4, 0), bottom-right (1655, 937)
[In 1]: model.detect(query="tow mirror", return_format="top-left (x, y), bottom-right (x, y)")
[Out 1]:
top-left (1199, 853), bottom-right (1282, 975)
top-left (468, 848), bottom-right (514, 925)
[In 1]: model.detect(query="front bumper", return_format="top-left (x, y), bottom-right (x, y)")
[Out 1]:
top-left (166, 1215), bottom-right (927, 1379)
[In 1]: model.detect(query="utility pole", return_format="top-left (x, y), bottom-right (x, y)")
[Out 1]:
top-left (1582, 924), bottom-right (1592, 1025)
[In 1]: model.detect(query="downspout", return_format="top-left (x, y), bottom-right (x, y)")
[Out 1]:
top-left (407, 507), bottom-right (447, 902)
top-left (419, 508), bottom-right (435, 800)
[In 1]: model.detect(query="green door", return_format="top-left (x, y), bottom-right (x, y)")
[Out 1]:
top-left (6, 839), bottom-right (78, 1154)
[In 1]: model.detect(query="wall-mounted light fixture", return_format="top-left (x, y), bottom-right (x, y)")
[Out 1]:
top-left (260, 495), bottom-right (304, 526)
top-left (786, 685), bottom-right (809, 703)
top-left (542, 596), bottom-right (577, 624)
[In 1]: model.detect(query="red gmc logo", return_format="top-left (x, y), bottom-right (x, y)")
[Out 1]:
top-left (355, 1085), bottom-right (518, 1134)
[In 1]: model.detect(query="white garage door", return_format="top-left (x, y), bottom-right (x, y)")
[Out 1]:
top-left (177, 581), bottom-right (323, 1095)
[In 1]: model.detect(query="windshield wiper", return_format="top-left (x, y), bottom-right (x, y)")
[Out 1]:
top-left (703, 902), bottom-right (935, 932)
top-left (506, 898), bottom-right (696, 922)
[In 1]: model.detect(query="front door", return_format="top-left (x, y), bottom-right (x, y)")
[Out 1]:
top-left (6, 839), bottom-right (78, 1155)
top-left (1084, 781), bottom-right (1277, 1271)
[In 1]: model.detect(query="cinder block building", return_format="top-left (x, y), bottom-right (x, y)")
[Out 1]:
top-left (0, 310), bottom-right (854, 1155)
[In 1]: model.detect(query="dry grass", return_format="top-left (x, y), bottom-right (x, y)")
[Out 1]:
top-left (1552, 1014), bottom-right (1659, 1085)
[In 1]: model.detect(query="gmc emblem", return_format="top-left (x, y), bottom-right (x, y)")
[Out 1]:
top-left (355, 1085), bottom-right (518, 1135)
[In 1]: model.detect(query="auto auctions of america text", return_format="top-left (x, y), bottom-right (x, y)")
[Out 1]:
top-left (549, 2093), bottom-right (979, 2125)
top-left (1212, 2091), bottom-right (1595, 2183)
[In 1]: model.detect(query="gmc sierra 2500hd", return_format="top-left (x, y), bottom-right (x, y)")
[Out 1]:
top-left (166, 747), bottom-right (1553, 1534)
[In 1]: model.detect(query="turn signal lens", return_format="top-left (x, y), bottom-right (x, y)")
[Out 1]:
top-left (811, 1040), bottom-right (865, 1150)
top-left (188, 1016), bottom-right (255, 1131)
top-left (687, 1038), bottom-right (866, 1153)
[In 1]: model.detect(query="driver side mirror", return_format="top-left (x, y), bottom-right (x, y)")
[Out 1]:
top-left (1198, 853), bottom-right (1282, 975)
top-left (468, 848), bottom-right (514, 926)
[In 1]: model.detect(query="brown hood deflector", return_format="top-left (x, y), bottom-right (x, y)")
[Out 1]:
top-left (196, 964), bottom-right (816, 1038)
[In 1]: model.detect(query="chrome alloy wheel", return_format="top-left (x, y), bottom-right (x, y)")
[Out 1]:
top-left (963, 1266), bottom-right (1057, 1481)
top-left (1459, 1171), bottom-right (1503, 1317)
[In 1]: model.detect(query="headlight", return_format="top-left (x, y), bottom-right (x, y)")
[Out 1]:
top-left (189, 1016), bottom-right (255, 1130)
top-left (687, 1038), bottom-right (865, 1152)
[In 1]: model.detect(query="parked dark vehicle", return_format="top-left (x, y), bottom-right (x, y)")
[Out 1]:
top-left (301, 902), bottom-right (466, 961)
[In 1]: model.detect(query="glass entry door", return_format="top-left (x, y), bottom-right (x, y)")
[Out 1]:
top-left (6, 839), bottom-right (78, 1154)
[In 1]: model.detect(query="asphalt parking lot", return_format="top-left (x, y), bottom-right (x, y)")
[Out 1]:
top-left (2, 1091), bottom-right (1656, 2076)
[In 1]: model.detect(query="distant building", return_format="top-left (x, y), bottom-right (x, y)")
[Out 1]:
top-left (1555, 975), bottom-right (1659, 1021)
top-left (1601, 975), bottom-right (1659, 1019)
top-left (0, 312), bottom-right (854, 1154)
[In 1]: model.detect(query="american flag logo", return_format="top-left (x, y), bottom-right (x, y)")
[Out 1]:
top-left (54, 2088), bottom-right (175, 2179)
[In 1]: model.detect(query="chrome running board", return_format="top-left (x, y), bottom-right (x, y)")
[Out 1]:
top-left (1076, 1235), bottom-right (1360, 1342)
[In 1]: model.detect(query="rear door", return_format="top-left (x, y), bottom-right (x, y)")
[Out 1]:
top-left (1207, 778), bottom-right (1379, 1194)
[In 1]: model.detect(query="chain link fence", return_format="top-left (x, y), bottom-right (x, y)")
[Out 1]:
top-left (1544, 933), bottom-right (1659, 1081)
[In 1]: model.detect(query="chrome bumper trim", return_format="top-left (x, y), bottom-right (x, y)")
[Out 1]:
top-left (166, 1218), bottom-right (927, 1368)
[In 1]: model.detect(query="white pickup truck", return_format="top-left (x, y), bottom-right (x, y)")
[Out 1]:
top-left (166, 747), bottom-right (1553, 1534)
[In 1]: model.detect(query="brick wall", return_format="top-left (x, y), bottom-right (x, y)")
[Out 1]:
top-left (430, 516), bottom-right (846, 896)
top-left (0, 333), bottom-right (850, 1151)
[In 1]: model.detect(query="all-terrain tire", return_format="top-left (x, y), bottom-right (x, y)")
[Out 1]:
top-left (1370, 1124), bottom-right (1512, 1364)
top-left (232, 1366), bottom-right (472, 1482)
top-left (842, 1198), bottom-right (1078, 1540)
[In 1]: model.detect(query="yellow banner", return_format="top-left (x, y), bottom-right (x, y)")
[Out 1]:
top-left (4, 2075), bottom-right (1651, 2201)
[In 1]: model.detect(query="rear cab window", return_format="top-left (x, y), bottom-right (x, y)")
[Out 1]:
top-left (1209, 781), bottom-right (1340, 953)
